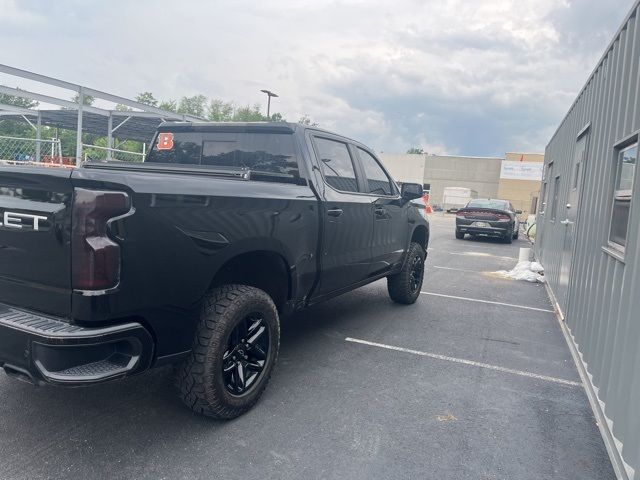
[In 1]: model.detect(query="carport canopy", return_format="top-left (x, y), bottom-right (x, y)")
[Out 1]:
top-left (0, 63), bottom-right (204, 163)
top-left (0, 109), bottom-right (173, 143)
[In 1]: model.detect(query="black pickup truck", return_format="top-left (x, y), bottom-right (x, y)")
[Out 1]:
top-left (0, 122), bottom-right (429, 418)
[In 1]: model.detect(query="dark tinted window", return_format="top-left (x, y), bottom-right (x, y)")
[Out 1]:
top-left (146, 132), bottom-right (202, 165)
top-left (147, 131), bottom-right (303, 184)
top-left (315, 137), bottom-right (358, 192)
top-left (357, 148), bottom-right (394, 195)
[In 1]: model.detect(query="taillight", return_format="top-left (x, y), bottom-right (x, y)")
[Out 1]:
top-left (456, 211), bottom-right (466, 218)
top-left (72, 189), bottom-right (130, 291)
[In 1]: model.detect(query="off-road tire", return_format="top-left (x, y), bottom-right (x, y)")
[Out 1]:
top-left (455, 229), bottom-right (465, 240)
top-left (387, 242), bottom-right (426, 304)
top-left (177, 285), bottom-right (280, 419)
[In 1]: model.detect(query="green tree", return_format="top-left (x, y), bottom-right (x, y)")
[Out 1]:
top-left (135, 92), bottom-right (158, 107)
top-left (158, 99), bottom-right (177, 112)
top-left (0, 91), bottom-right (38, 109)
top-left (177, 95), bottom-right (207, 117)
top-left (0, 91), bottom-right (39, 137)
top-left (270, 112), bottom-right (285, 122)
top-left (207, 99), bottom-right (234, 121)
top-left (298, 114), bottom-right (318, 126)
top-left (232, 103), bottom-right (265, 121)
top-left (72, 93), bottom-right (95, 105)
top-left (406, 147), bottom-right (424, 154)
top-left (115, 104), bottom-right (133, 111)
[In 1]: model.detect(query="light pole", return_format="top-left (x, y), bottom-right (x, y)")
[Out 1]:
top-left (260, 89), bottom-right (278, 119)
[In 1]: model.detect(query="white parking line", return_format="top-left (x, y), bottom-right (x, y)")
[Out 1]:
top-left (345, 337), bottom-right (582, 387)
top-left (447, 251), bottom-right (517, 261)
top-left (420, 291), bottom-right (555, 313)
top-left (432, 265), bottom-right (482, 273)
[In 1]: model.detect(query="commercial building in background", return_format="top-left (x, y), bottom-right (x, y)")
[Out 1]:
top-left (497, 152), bottom-right (545, 217)
top-left (379, 153), bottom-right (542, 217)
top-left (421, 154), bottom-right (502, 208)
top-left (535, 2), bottom-right (640, 478)
top-left (380, 153), bottom-right (426, 186)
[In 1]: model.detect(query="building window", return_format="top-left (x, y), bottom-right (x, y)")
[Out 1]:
top-left (609, 142), bottom-right (637, 251)
top-left (541, 162), bottom-right (553, 214)
top-left (551, 175), bottom-right (560, 221)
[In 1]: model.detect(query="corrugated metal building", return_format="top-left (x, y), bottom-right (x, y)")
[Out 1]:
top-left (535, 2), bottom-right (640, 478)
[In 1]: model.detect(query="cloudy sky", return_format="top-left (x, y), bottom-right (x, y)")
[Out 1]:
top-left (0, 0), bottom-right (634, 155)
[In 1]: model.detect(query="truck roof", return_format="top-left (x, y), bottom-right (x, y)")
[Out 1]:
top-left (157, 121), bottom-right (366, 148)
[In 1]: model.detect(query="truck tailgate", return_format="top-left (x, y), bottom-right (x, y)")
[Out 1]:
top-left (0, 166), bottom-right (74, 317)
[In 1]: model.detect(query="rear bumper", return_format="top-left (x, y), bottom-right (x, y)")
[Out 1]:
top-left (0, 303), bottom-right (154, 386)
top-left (456, 219), bottom-right (512, 237)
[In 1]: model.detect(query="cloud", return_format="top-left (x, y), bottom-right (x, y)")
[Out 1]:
top-left (0, 0), bottom-right (633, 155)
top-left (0, 0), bottom-right (42, 25)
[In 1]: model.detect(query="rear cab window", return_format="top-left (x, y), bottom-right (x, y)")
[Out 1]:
top-left (146, 130), bottom-right (306, 185)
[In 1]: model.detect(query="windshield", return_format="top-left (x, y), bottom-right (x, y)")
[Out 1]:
top-left (466, 199), bottom-right (509, 210)
top-left (146, 131), bottom-right (305, 185)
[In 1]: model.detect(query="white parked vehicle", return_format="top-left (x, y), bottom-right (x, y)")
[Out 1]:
top-left (442, 187), bottom-right (478, 212)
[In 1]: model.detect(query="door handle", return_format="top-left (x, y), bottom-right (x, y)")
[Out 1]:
top-left (327, 208), bottom-right (343, 217)
top-left (374, 207), bottom-right (386, 215)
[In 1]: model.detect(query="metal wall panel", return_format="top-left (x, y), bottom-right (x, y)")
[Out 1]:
top-left (535, 3), bottom-right (640, 478)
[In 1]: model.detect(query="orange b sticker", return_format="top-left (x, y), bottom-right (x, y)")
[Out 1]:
top-left (157, 132), bottom-right (174, 150)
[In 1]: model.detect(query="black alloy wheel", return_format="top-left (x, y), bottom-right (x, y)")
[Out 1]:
top-left (223, 314), bottom-right (270, 396)
top-left (387, 241), bottom-right (426, 304)
top-left (409, 253), bottom-right (424, 293)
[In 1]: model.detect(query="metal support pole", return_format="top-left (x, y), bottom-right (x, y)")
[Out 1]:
top-left (75, 87), bottom-right (84, 165)
top-left (107, 112), bottom-right (113, 161)
top-left (267, 96), bottom-right (271, 118)
top-left (142, 142), bottom-right (146, 161)
top-left (35, 111), bottom-right (42, 162)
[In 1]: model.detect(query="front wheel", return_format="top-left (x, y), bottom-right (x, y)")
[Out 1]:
top-left (177, 285), bottom-right (280, 419)
top-left (387, 242), bottom-right (426, 304)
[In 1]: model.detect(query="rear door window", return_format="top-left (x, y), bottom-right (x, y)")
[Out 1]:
top-left (314, 137), bottom-right (359, 192)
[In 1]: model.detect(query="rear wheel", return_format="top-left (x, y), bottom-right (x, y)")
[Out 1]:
top-left (388, 242), bottom-right (426, 304)
top-left (513, 225), bottom-right (519, 239)
top-left (504, 231), bottom-right (513, 244)
top-left (455, 229), bottom-right (465, 240)
top-left (177, 285), bottom-right (280, 419)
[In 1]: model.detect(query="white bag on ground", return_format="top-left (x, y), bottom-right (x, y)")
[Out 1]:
top-left (495, 261), bottom-right (545, 283)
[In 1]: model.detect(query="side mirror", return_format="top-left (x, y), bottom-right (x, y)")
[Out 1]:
top-left (516, 210), bottom-right (523, 214)
top-left (401, 183), bottom-right (423, 200)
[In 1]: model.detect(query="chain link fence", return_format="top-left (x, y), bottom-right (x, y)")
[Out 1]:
top-left (83, 144), bottom-right (146, 163)
top-left (0, 135), bottom-right (66, 165)
top-left (0, 136), bottom-right (146, 165)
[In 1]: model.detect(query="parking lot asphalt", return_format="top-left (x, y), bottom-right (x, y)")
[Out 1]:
top-left (0, 214), bottom-right (615, 480)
